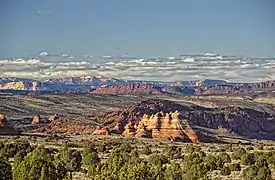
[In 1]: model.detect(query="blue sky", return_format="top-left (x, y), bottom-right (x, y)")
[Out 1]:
top-left (1, 0), bottom-right (274, 59)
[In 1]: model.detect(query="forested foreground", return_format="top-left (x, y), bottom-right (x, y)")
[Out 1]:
top-left (0, 139), bottom-right (275, 180)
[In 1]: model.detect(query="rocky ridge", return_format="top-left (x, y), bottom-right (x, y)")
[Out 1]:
top-left (100, 99), bottom-right (275, 141)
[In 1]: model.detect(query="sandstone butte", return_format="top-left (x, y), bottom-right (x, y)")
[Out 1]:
top-left (120, 111), bottom-right (201, 143)
top-left (92, 126), bottom-right (111, 136)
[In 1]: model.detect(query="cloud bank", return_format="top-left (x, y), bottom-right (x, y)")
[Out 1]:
top-left (0, 55), bottom-right (274, 83)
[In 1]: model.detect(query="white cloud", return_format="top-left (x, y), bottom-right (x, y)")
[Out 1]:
top-left (0, 56), bottom-right (274, 82)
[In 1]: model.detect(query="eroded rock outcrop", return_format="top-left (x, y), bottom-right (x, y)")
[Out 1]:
top-left (0, 113), bottom-right (6, 127)
top-left (32, 114), bottom-right (41, 125)
top-left (122, 122), bottom-right (136, 137)
top-left (135, 123), bottom-right (151, 138)
top-left (0, 113), bottom-right (17, 134)
top-left (90, 83), bottom-right (162, 94)
top-left (92, 126), bottom-right (111, 136)
top-left (111, 122), bottom-right (125, 134)
top-left (121, 111), bottom-right (200, 142)
top-left (48, 114), bottom-right (59, 122)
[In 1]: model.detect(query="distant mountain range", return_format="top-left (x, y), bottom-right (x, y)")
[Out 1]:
top-left (0, 76), bottom-right (274, 95)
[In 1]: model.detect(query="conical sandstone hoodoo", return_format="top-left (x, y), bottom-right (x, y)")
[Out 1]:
top-left (121, 111), bottom-right (201, 143)
top-left (0, 113), bottom-right (6, 127)
top-left (92, 126), bottom-right (111, 136)
top-left (135, 123), bottom-right (151, 138)
top-left (111, 122), bottom-right (125, 134)
top-left (32, 114), bottom-right (41, 125)
top-left (122, 122), bottom-right (136, 137)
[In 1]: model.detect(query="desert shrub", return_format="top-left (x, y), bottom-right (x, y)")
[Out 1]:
top-left (96, 145), bottom-right (107, 153)
top-left (13, 146), bottom-right (58, 180)
top-left (232, 147), bottom-right (246, 160)
top-left (267, 154), bottom-right (275, 166)
top-left (246, 146), bottom-right (254, 151)
top-left (83, 141), bottom-right (96, 154)
top-left (148, 164), bottom-right (165, 180)
top-left (204, 155), bottom-right (217, 171)
top-left (82, 151), bottom-right (100, 167)
top-left (118, 142), bottom-right (132, 153)
top-left (0, 140), bottom-right (32, 159)
top-left (13, 150), bottom-right (27, 167)
top-left (221, 165), bottom-right (231, 175)
top-left (55, 145), bottom-right (82, 179)
top-left (218, 152), bottom-right (231, 163)
top-left (0, 142), bottom-right (4, 150)
top-left (141, 145), bottom-right (152, 155)
top-left (185, 145), bottom-right (201, 154)
top-left (242, 157), bottom-right (271, 180)
top-left (241, 153), bottom-right (255, 165)
top-left (164, 162), bottom-right (182, 180)
top-left (256, 144), bottom-right (264, 150)
top-left (147, 154), bottom-right (168, 166)
top-left (242, 165), bottom-right (258, 180)
top-left (0, 158), bottom-right (12, 180)
top-left (229, 163), bottom-right (241, 171)
top-left (182, 162), bottom-right (208, 180)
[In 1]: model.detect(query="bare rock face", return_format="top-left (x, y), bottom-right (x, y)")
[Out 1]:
top-left (31, 114), bottom-right (41, 125)
top-left (0, 113), bottom-right (6, 127)
top-left (140, 111), bottom-right (188, 141)
top-left (48, 114), bottom-right (59, 122)
top-left (122, 122), bottom-right (136, 137)
top-left (0, 113), bottom-right (17, 134)
top-left (121, 111), bottom-right (200, 142)
top-left (100, 99), bottom-right (275, 141)
top-left (91, 83), bottom-right (162, 94)
top-left (111, 122), bottom-right (125, 134)
top-left (92, 126), bottom-right (111, 136)
top-left (135, 123), bottom-right (151, 138)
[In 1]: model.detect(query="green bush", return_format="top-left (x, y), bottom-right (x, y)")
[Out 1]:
top-left (13, 146), bottom-right (58, 180)
top-left (241, 153), bottom-right (255, 165)
top-left (0, 158), bottom-right (12, 180)
top-left (232, 147), bottom-right (246, 160)
top-left (221, 165), bottom-right (231, 175)
top-left (141, 145), bottom-right (152, 155)
top-left (229, 163), bottom-right (241, 171)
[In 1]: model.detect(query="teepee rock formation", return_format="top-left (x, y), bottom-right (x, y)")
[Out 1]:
top-left (32, 114), bottom-right (41, 125)
top-left (122, 122), bottom-right (136, 137)
top-left (0, 113), bottom-right (6, 127)
top-left (182, 127), bottom-right (201, 143)
top-left (92, 126), bottom-right (111, 136)
top-left (122, 111), bottom-right (201, 143)
top-left (135, 122), bottom-right (151, 138)
top-left (111, 122), bottom-right (125, 134)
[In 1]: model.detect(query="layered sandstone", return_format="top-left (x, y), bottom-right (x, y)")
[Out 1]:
top-left (135, 123), bottom-right (151, 138)
top-left (122, 122), bottom-right (136, 137)
top-left (120, 111), bottom-right (200, 142)
top-left (32, 114), bottom-right (41, 125)
top-left (90, 83), bottom-right (162, 94)
top-left (0, 113), bottom-right (6, 127)
top-left (0, 81), bottom-right (41, 90)
top-left (92, 126), bottom-right (111, 136)
top-left (48, 114), bottom-right (59, 122)
top-left (111, 122), bottom-right (125, 134)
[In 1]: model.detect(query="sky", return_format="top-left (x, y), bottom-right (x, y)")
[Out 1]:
top-left (0, 0), bottom-right (275, 59)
